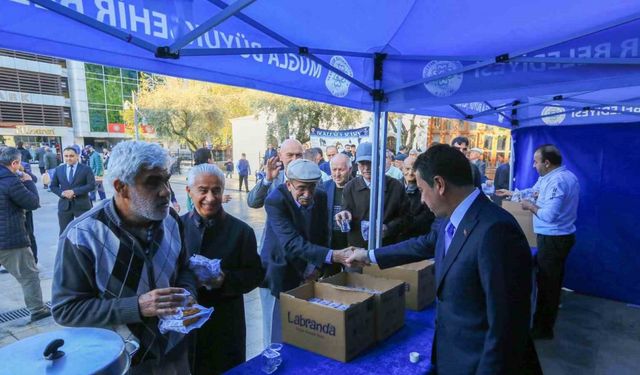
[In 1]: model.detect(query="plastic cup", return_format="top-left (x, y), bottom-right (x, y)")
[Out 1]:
top-left (261, 348), bottom-right (282, 374)
top-left (340, 219), bottom-right (351, 233)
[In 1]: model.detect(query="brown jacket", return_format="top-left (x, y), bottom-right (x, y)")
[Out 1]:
top-left (342, 175), bottom-right (408, 248)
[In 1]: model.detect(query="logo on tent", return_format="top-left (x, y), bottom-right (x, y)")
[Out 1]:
top-left (541, 106), bottom-right (566, 125)
top-left (423, 61), bottom-right (464, 97)
top-left (325, 56), bottom-right (353, 98)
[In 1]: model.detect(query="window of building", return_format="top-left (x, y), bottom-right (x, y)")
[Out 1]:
top-left (483, 135), bottom-right (493, 150)
top-left (85, 63), bottom-right (140, 133)
top-left (497, 135), bottom-right (507, 150)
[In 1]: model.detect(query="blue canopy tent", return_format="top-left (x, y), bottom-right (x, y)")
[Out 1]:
top-left (2, 0), bottom-right (639, 304)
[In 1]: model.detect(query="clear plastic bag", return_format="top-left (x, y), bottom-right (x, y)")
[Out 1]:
top-left (158, 303), bottom-right (214, 334)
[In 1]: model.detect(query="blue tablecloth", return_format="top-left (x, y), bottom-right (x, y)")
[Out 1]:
top-left (227, 306), bottom-right (436, 374)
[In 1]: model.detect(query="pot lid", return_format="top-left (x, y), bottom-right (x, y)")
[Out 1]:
top-left (0, 327), bottom-right (129, 375)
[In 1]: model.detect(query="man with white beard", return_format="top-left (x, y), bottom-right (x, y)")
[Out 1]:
top-left (51, 141), bottom-right (196, 375)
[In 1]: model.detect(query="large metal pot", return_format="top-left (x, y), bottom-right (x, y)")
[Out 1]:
top-left (0, 327), bottom-right (139, 375)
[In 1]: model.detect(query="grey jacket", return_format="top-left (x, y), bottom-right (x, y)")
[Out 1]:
top-left (52, 199), bottom-right (196, 366)
top-left (44, 151), bottom-right (58, 170)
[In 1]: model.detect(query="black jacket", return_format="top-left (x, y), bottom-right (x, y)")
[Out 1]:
top-left (342, 175), bottom-right (408, 248)
top-left (181, 209), bottom-right (263, 374)
top-left (399, 184), bottom-right (435, 241)
top-left (17, 147), bottom-right (31, 163)
top-left (0, 165), bottom-right (40, 250)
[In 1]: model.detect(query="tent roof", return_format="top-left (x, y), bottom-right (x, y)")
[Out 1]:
top-left (2, 0), bottom-right (640, 127)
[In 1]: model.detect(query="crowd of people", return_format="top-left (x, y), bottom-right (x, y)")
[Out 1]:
top-left (0, 134), bottom-right (580, 374)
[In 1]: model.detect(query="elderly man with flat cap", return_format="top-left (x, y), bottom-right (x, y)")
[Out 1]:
top-left (262, 158), bottom-right (354, 343)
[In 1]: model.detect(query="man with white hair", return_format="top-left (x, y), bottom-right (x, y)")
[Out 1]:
top-left (182, 164), bottom-right (264, 374)
top-left (323, 153), bottom-right (353, 269)
top-left (468, 147), bottom-right (487, 182)
top-left (52, 141), bottom-right (196, 375)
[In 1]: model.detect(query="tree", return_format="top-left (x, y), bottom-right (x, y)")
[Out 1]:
top-left (251, 95), bottom-right (362, 144)
top-left (133, 76), bottom-right (252, 151)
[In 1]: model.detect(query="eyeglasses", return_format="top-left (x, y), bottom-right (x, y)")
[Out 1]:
top-left (289, 181), bottom-right (317, 193)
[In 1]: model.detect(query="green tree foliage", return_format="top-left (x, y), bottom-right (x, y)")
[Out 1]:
top-left (251, 95), bottom-right (362, 144)
top-left (134, 76), bottom-right (252, 151)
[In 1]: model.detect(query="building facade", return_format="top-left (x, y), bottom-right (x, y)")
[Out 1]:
top-left (67, 61), bottom-right (143, 150)
top-left (426, 117), bottom-right (511, 179)
top-left (0, 48), bottom-right (74, 156)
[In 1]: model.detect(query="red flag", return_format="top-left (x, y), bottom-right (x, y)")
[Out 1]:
top-left (108, 123), bottom-right (125, 133)
top-left (141, 124), bottom-right (156, 134)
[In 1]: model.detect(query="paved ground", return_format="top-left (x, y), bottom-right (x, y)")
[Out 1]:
top-left (0, 168), bottom-right (266, 359)
top-left (1, 167), bottom-right (640, 374)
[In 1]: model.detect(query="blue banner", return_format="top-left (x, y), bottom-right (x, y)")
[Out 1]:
top-left (513, 124), bottom-right (640, 305)
top-left (309, 126), bottom-right (369, 149)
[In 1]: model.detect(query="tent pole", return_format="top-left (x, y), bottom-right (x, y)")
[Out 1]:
top-left (368, 97), bottom-right (381, 249)
top-left (29, 0), bottom-right (156, 53)
top-left (367, 53), bottom-right (387, 250)
top-left (205, 0), bottom-right (373, 93)
top-left (169, 0), bottom-right (257, 53)
top-left (375, 112), bottom-right (389, 248)
top-left (509, 137), bottom-right (515, 191)
top-left (395, 118), bottom-right (402, 155)
top-left (386, 11), bottom-right (640, 94)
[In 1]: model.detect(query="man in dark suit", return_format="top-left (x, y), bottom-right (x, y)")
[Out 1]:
top-left (263, 159), bottom-right (352, 343)
top-left (346, 144), bottom-right (540, 375)
top-left (50, 146), bottom-right (95, 234)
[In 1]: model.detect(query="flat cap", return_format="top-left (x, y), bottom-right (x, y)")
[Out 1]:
top-left (286, 159), bottom-right (322, 182)
top-left (470, 147), bottom-right (483, 153)
top-left (356, 142), bottom-right (372, 162)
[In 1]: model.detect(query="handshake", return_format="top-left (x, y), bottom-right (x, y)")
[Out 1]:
top-left (331, 246), bottom-right (374, 268)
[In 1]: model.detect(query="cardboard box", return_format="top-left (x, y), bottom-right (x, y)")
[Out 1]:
top-left (363, 259), bottom-right (435, 311)
top-left (502, 200), bottom-right (537, 247)
top-left (280, 282), bottom-right (375, 362)
top-left (320, 272), bottom-right (405, 341)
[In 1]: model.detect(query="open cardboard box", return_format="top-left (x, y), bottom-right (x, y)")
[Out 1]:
top-left (363, 259), bottom-right (435, 311)
top-left (320, 272), bottom-right (405, 342)
top-left (280, 282), bottom-right (375, 362)
top-left (502, 200), bottom-right (537, 247)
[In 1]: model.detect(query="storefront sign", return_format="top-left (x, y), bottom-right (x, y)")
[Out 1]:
top-left (15, 125), bottom-right (55, 136)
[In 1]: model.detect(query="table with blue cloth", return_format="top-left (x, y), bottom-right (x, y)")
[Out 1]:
top-left (227, 306), bottom-right (436, 374)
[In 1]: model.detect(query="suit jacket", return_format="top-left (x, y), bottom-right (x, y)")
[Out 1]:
top-left (247, 170), bottom-right (284, 209)
top-left (50, 163), bottom-right (96, 212)
top-left (494, 163), bottom-right (510, 190)
top-left (375, 193), bottom-right (537, 375)
top-left (342, 175), bottom-right (407, 248)
top-left (322, 179), bottom-right (341, 246)
top-left (263, 184), bottom-right (331, 297)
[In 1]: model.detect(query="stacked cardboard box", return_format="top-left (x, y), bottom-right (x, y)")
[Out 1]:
top-left (280, 282), bottom-right (375, 362)
top-left (363, 259), bottom-right (435, 311)
top-left (320, 272), bottom-right (405, 341)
